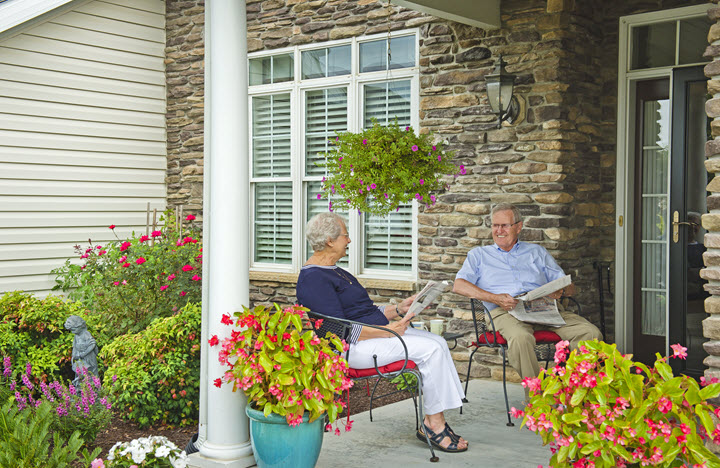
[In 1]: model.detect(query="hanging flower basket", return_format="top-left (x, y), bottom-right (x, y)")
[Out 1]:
top-left (316, 119), bottom-right (463, 217)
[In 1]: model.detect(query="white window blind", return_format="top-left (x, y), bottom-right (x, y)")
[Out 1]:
top-left (255, 182), bottom-right (293, 264)
top-left (305, 88), bottom-right (348, 177)
top-left (253, 94), bottom-right (291, 178)
top-left (362, 80), bottom-right (412, 271)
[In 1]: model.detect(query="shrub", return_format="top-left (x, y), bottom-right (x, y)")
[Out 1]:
top-left (101, 302), bottom-right (201, 428)
top-left (3, 357), bottom-right (113, 446)
top-left (0, 291), bottom-right (110, 384)
top-left (0, 399), bottom-right (101, 468)
top-left (51, 210), bottom-right (202, 337)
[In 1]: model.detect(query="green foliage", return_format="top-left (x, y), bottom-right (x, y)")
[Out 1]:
top-left (101, 302), bottom-right (201, 428)
top-left (390, 372), bottom-right (418, 392)
top-left (316, 119), bottom-right (460, 216)
top-left (51, 209), bottom-right (202, 337)
top-left (518, 340), bottom-right (720, 468)
top-left (0, 291), bottom-right (110, 383)
top-left (215, 304), bottom-right (353, 426)
top-left (0, 399), bottom-right (101, 468)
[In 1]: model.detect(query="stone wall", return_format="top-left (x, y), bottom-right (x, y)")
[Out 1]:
top-left (704, 0), bottom-right (720, 382)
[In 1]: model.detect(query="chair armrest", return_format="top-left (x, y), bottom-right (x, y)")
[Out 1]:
top-left (307, 311), bottom-right (413, 378)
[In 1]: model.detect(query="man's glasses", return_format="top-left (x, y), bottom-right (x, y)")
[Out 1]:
top-left (492, 221), bottom-right (520, 230)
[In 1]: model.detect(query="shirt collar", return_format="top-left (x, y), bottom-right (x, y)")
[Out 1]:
top-left (493, 240), bottom-right (522, 253)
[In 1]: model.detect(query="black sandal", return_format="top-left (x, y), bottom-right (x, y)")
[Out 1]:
top-left (416, 423), bottom-right (468, 453)
top-left (444, 423), bottom-right (461, 444)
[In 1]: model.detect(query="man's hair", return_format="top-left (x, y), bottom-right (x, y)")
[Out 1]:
top-left (491, 203), bottom-right (522, 223)
top-left (306, 212), bottom-right (344, 252)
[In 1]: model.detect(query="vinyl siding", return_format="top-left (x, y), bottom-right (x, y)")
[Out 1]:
top-left (0, 0), bottom-right (167, 296)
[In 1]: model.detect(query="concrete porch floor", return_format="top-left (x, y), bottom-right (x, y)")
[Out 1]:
top-left (317, 379), bottom-right (550, 467)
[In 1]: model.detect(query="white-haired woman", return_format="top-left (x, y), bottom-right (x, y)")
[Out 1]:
top-left (296, 212), bottom-right (468, 453)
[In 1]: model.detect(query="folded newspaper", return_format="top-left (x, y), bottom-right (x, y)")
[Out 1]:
top-left (508, 275), bottom-right (572, 327)
top-left (407, 280), bottom-right (450, 316)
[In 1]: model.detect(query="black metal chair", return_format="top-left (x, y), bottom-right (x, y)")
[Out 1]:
top-left (308, 311), bottom-right (439, 462)
top-left (464, 297), bottom-right (583, 426)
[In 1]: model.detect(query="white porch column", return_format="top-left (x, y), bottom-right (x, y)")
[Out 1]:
top-left (189, 0), bottom-right (254, 466)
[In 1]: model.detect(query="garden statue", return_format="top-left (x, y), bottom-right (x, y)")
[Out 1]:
top-left (64, 315), bottom-right (99, 389)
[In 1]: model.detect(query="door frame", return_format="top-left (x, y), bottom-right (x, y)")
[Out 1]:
top-left (615, 4), bottom-right (712, 354)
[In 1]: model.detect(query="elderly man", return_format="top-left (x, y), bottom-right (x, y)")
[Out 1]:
top-left (453, 203), bottom-right (602, 383)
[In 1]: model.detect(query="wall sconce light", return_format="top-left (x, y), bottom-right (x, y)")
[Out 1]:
top-left (486, 55), bottom-right (520, 127)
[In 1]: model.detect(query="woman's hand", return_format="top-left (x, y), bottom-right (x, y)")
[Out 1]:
top-left (398, 294), bottom-right (416, 316)
top-left (385, 318), bottom-right (410, 337)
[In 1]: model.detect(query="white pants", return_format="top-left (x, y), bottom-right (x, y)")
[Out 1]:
top-left (348, 328), bottom-right (465, 415)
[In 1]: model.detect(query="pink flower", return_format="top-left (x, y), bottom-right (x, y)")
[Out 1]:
top-left (121, 262), bottom-right (130, 268)
top-left (369, 183), bottom-right (376, 190)
top-left (438, 154), bottom-right (442, 161)
top-left (138, 235), bottom-right (149, 243)
top-left (119, 241), bottom-right (131, 251)
top-left (121, 280), bottom-right (127, 285)
top-left (98, 250), bottom-right (107, 256)
top-left (405, 126), bottom-right (410, 131)
top-left (96, 245), bottom-right (103, 249)
top-left (209, 335), bottom-right (219, 346)
top-left (180, 291), bottom-right (187, 296)
top-left (168, 273), bottom-right (176, 281)
top-left (182, 265), bottom-right (193, 272)
top-left (108, 225), bottom-right (115, 230)
top-left (151, 230), bottom-right (162, 237)
top-left (411, 145), bottom-right (419, 152)
top-left (419, 179), bottom-right (424, 185)
top-left (384, 193), bottom-right (389, 199)
top-left (657, 397), bottom-right (672, 414)
top-left (317, 194), bottom-right (321, 199)
top-left (362, 139), bottom-right (367, 145)
top-left (460, 165), bottom-right (466, 175)
top-left (177, 239), bottom-right (184, 246)
top-left (432, 145), bottom-right (436, 151)
top-left (415, 193), bottom-right (422, 200)
top-left (340, 184), bottom-right (345, 189)
top-left (90, 459), bottom-right (105, 468)
top-left (191, 274), bottom-right (201, 281)
top-left (213, 378), bottom-right (222, 388)
top-left (186, 214), bottom-right (196, 221)
top-left (670, 343), bottom-right (688, 360)
top-left (221, 314), bottom-right (233, 325)
top-left (135, 257), bottom-right (146, 265)
top-left (113, 281), bottom-right (120, 286)
top-left (80, 253), bottom-right (89, 259)
top-left (118, 255), bottom-right (127, 263)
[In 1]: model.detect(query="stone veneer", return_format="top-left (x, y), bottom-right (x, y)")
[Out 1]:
top-left (164, 0), bottom-right (710, 382)
top-left (704, 0), bottom-right (720, 383)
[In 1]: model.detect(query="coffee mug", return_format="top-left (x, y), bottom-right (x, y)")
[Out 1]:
top-left (430, 319), bottom-right (444, 335)
top-left (411, 321), bottom-right (427, 331)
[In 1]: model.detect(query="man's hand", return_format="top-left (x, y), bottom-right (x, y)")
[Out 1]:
top-left (547, 288), bottom-right (564, 300)
top-left (493, 293), bottom-right (519, 311)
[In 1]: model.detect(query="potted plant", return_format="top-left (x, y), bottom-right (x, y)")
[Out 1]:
top-left (211, 304), bottom-right (353, 468)
top-left (315, 119), bottom-right (462, 216)
top-left (512, 340), bottom-right (720, 467)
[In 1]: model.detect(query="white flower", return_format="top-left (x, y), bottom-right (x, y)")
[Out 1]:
top-left (155, 445), bottom-right (171, 458)
top-left (131, 448), bottom-right (146, 464)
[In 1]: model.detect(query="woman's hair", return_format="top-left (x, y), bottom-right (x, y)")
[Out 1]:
top-left (306, 212), bottom-right (344, 252)
top-left (491, 203), bottom-right (523, 223)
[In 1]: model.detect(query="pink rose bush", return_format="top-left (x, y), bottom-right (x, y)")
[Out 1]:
top-left (316, 119), bottom-right (461, 216)
top-left (212, 304), bottom-right (353, 430)
top-left (51, 208), bottom-right (202, 336)
top-left (513, 340), bottom-right (720, 467)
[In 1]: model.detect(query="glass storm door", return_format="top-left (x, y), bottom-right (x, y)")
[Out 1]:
top-left (633, 68), bottom-right (709, 374)
top-left (668, 66), bottom-right (709, 378)
top-left (633, 79), bottom-right (669, 365)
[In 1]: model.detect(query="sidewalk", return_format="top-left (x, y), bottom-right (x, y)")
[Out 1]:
top-left (317, 379), bottom-right (549, 467)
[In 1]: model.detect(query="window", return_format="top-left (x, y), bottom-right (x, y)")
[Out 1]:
top-left (248, 31), bottom-right (419, 279)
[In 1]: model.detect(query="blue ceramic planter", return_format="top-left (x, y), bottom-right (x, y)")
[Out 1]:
top-left (245, 405), bottom-right (324, 468)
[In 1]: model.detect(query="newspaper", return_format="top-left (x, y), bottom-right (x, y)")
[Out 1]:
top-left (407, 280), bottom-right (450, 317)
top-left (508, 275), bottom-right (572, 327)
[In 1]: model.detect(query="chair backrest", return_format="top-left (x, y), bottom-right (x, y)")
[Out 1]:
top-left (470, 299), bottom-right (506, 347)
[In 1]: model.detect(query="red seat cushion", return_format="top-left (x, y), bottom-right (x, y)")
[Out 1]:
top-left (472, 330), bottom-right (561, 347)
top-left (473, 332), bottom-right (507, 346)
top-left (534, 330), bottom-right (561, 343)
top-left (349, 360), bottom-right (417, 378)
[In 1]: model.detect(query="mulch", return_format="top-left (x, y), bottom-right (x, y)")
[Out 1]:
top-left (87, 379), bottom-right (411, 459)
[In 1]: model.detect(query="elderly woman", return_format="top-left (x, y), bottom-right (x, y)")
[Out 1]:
top-left (296, 212), bottom-right (468, 453)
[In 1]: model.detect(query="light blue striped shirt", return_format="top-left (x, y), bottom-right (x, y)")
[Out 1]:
top-left (455, 241), bottom-right (565, 313)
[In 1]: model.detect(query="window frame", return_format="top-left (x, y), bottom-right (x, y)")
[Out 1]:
top-left (248, 29), bottom-right (420, 280)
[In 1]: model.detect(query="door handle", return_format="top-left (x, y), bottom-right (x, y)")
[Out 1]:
top-left (672, 210), bottom-right (695, 243)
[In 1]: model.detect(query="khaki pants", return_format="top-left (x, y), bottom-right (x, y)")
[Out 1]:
top-left (490, 308), bottom-right (602, 380)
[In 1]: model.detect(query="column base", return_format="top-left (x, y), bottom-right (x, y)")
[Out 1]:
top-left (187, 447), bottom-right (255, 468)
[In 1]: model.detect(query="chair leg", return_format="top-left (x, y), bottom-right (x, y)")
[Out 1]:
top-left (368, 377), bottom-right (383, 422)
top-left (414, 372), bottom-right (438, 463)
top-left (460, 347), bottom-right (478, 415)
top-left (500, 347), bottom-right (514, 427)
